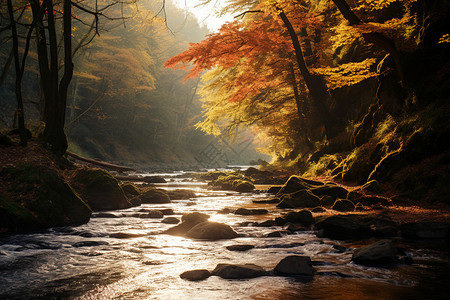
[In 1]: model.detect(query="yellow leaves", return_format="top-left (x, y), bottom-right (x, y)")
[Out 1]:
top-left (439, 34), bottom-right (450, 44)
top-left (312, 58), bottom-right (377, 89)
top-left (356, 0), bottom-right (399, 12)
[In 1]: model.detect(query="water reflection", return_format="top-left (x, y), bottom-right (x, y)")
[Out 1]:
top-left (0, 182), bottom-right (449, 299)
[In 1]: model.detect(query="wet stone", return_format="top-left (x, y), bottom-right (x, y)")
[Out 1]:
top-left (161, 217), bottom-right (180, 224)
top-left (256, 220), bottom-right (275, 227)
top-left (73, 241), bottom-right (109, 248)
top-left (160, 208), bottom-right (175, 215)
top-left (265, 230), bottom-right (291, 237)
top-left (274, 255), bottom-right (315, 276)
top-left (226, 244), bottom-right (255, 251)
top-left (180, 269), bottom-right (211, 281)
top-left (352, 240), bottom-right (398, 266)
top-left (234, 208), bottom-right (269, 215)
top-left (110, 232), bottom-right (147, 239)
top-left (212, 263), bottom-right (267, 279)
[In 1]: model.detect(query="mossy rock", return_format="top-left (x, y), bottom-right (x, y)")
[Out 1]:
top-left (277, 176), bottom-right (323, 195)
top-left (310, 184), bottom-right (349, 200)
top-left (332, 199), bottom-right (355, 212)
top-left (121, 183), bottom-right (140, 196)
top-left (210, 175), bottom-right (255, 192)
top-left (232, 180), bottom-right (255, 192)
top-left (281, 210), bottom-right (314, 226)
top-left (277, 190), bottom-right (321, 208)
top-left (0, 165), bottom-right (91, 232)
top-left (139, 188), bottom-right (171, 204)
top-left (71, 168), bottom-right (131, 211)
top-left (168, 189), bottom-right (196, 200)
top-left (199, 171), bottom-right (227, 181)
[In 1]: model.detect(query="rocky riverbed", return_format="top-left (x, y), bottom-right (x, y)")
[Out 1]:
top-left (1, 170), bottom-right (450, 299)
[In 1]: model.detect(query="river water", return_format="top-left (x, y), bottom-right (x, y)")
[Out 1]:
top-left (0, 172), bottom-right (449, 299)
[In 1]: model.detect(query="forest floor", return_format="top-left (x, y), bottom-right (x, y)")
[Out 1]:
top-left (1, 139), bottom-right (450, 225)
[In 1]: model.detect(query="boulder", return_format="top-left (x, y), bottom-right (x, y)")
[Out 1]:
top-left (315, 215), bottom-right (368, 240)
top-left (226, 244), bottom-right (255, 251)
top-left (274, 255), bottom-right (315, 276)
top-left (267, 186), bottom-right (282, 194)
top-left (320, 195), bottom-right (335, 206)
top-left (401, 222), bottom-right (450, 239)
top-left (110, 232), bottom-right (147, 239)
top-left (352, 240), bottom-right (398, 266)
top-left (0, 165), bottom-right (92, 232)
top-left (180, 269), bottom-right (211, 281)
top-left (168, 189), bottom-right (196, 200)
top-left (358, 196), bottom-right (392, 207)
top-left (164, 212), bottom-right (210, 236)
top-left (161, 217), bottom-right (180, 224)
top-left (121, 183), bottom-right (140, 195)
top-left (279, 210), bottom-right (314, 226)
top-left (257, 219), bottom-right (275, 227)
top-left (361, 180), bottom-right (383, 194)
top-left (144, 210), bottom-right (164, 218)
top-left (283, 222), bottom-right (306, 232)
top-left (186, 221), bottom-right (238, 240)
top-left (311, 207), bottom-right (326, 213)
top-left (139, 188), bottom-right (171, 204)
top-left (182, 212), bottom-right (210, 223)
top-left (310, 185), bottom-right (349, 199)
top-left (234, 208), bottom-right (268, 215)
top-left (277, 190), bottom-right (321, 208)
top-left (234, 181), bottom-right (255, 192)
top-left (365, 217), bottom-right (398, 237)
top-left (277, 176), bottom-right (322, 195)
top-left (332, 199), bottom-right (355, 212)
top-left (212, 263), bottom-right (267, 279)
top-left (161, 208), bottom-right (175, 215)
top-left (129, 196), bottom-right (142, 207)
top-left (199, 171), bottom-right (227, 181)
top-left (71, 168), bottom-right (131, 211)
top-left (209, 175), bottom-right (255, 192)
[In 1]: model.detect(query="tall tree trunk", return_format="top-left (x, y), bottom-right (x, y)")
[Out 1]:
top-left (289, 63), bottom-right (314, 150)
top-left (0, 49), bottom-right (14, 88)
top-left (278, 10), bottom-right (337, 139)
top-left (30, 0), bottom-right (70, 155)
top-left (331, 0), bottom-right (404, 83)
top-left (7, 0), bottom-right (27, 146)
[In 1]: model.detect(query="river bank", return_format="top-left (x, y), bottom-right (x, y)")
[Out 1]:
top-left (1, 141), bottom-right (450, 298)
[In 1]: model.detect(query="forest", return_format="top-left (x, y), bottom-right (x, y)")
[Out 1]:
top-left (0, 0), bottom-right (449, 298)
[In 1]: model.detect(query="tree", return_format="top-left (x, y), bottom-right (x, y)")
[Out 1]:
top-left (6, 0), bottom-right (27, 145)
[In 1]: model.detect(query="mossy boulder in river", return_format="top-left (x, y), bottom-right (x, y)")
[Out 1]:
top-left (209, 175), bottom-right (255, 192)
top-left (71, 168), bottom-right (132, 211)
top-left (0, 165), bottom-right (91, 232)
top-left (277, 190), bottom-right (321, 208)
top-left (139, 188), bottom-right (170, 204)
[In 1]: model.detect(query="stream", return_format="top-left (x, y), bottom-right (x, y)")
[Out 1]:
top-left (1, 170), bottom-right (449, 299)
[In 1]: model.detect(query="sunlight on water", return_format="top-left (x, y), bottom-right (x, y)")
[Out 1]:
top-left (1, 174), bottom-right (449, 299)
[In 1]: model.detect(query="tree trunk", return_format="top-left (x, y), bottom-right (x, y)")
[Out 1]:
top-left (7, 0), bottom-right (27, 146)
top-left (30, 0), bottom-right (70, 155)
top-left (289, 63), bottom-right (314, 150)
top-left (278, 10), bottom-right (337, 139)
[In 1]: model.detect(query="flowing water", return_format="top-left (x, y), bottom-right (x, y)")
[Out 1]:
top-left (1, 172), bottom-right (449, 299)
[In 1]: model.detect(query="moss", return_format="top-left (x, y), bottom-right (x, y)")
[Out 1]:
top-left (72, 168), bottom-right (131, 211)
top-left (0, 165), bottom-right (92, 231)
top-left (209, 174), bottom-right (254, 192)
top-left (304, 154), bottom-right (340, 177)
